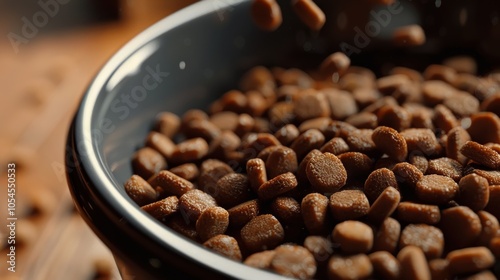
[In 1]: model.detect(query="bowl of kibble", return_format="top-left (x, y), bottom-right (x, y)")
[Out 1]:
top-left (67, 0), bottom-right (500, 279)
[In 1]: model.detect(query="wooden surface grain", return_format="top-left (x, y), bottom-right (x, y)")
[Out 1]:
top-left (0, 1), bottom-right (197, 279)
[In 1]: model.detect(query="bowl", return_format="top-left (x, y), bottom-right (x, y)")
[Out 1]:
top-left (66, 0), bottom-right (500, 279)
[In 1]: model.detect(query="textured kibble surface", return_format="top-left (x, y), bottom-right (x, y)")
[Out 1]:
top-left (124, 51), bottom-right (500, 278)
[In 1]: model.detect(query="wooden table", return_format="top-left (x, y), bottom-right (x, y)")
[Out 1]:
top-left (0, 1), bottom-right (196, 279)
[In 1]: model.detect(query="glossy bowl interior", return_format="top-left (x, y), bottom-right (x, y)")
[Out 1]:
top-left (66, 0), bottom-right (500, 279)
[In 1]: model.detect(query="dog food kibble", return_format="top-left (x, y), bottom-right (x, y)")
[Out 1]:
top-left (291, 0), bottom-right (325, 31)
top-left (332, 220), bottom-right (373, 254)
top-left (372, 126), bottom-right (408, 162)
top-left (369, 251), bottom-right (401, 280)
top-left (196, 206), bottom-right (229, 242)
top-left (306, 152), bottom-right (347, 193)
top-left (241, 214), bottom-right (285, 252)
top-left (203, 234), bottom-right (242, 261)
top-left (397, 245), bottom-right (431, 280)
top-left (399, 224), bottom-right (444, 259)
top-left (301, 193), bottom-right (330, 235)
top-left (457, 174), bottom-right (490, 212)
top-left (125, 53), bottom-right (500, 278)
top-left (461, 140), bottom-right (500, 169)
top-left (124, 175), bottom-right (158, 206)
top-left (141, 196), bottom-right (179, 221)
top-left (327, 254), bottom-right (373, 280)
top-left (367, 186), bottom-right (400, 225)
top-left (251, 0), bottom-right (282, 31)
top-left (270, 245), bottom-right (317, 279)
top-left (446, 247), bottom-right (495, 276)
top-left (440, 206), bottom-right (481, 250)
top-left (329, 190), bottom-right (370, 221)
top-left (415, 174), bottom-right (459, 205)
top-left (392, 24), bottom-right (426, 46)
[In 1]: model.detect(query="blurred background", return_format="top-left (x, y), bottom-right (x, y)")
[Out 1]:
top-left (0, 1), bottom-right (196, 279)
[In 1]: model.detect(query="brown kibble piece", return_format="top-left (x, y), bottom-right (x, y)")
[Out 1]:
top-left (141, 196), bottom-right (179, 221)
top-left (369, 251), bottom-right (401, 280)
top-left (329, 190), bottom-right (370, 221)
top-left (424, 64), bottom-right (457, 84)
top-left (258, 172), bottom-right (298, 200)
top-left (446, 126), bottom-right (471, 165)
top-left (390, 66), bottom-right (423, 83)
top-left (271, 197), bottom-right (302, 225)
top-left (297, 149), bottom-right (322, 184)
top-left (338, 152), bottom-right (373, 181)
top-left (203, 234), bottom-right (242, 261)
top-left (428, 259), bottom-right (450, 280)
top-left (327, 254), bottom-right (373, 280)
top-left (198, 159), bottom-right (233, 196)
top-left (457, 174), bottom-right (490, 212)
top-left (373, 217), bottom-right (401, 254)
top-left (400, 224), bottom-right (444, 259)
top-left (332, 220), bottom-right (373, 254)
top-left (301, 193), bottom-right (330, 234)
top-left (392, 162), bottom-right (424, 189)
top-left (251, 0), bottom-right (283, 31)
top-left (320, 137), bottom-right (350, 155)
top-left (401, 128), bottom-right (441, 157)
top-left (481, 94), bottom-right (500, 116)
top-left (319, 52), bottom-right (350, 79)
top-left (268, 102), bottom-right (295, 128)
top-left (124, 175), bottom-right (158, 206)
top-left (364, 168), bottom-right (399, 202)
top-left (377, 74), bottom-right (411, 95)
top-left (467, 112), bottom-right (500, 144)
top-left (490, 237), bottom-right (500, 258)
top-left (345, 112), bottom-right (378, 129)
top-left (377, 105), bottom-right (412, 132)
top-left (148, 170), bottom-right (195, 197)
top-left (397, 246), bottom-right (431, 280)
top-left (434, 104), bottom-right (459, 133)
top-left (367, 186), bottom-right (400, 225)
top-left (266, 146), bottom-right (298, 179)
top-left (409, 151), bottom-right (429, 173)
top-left (146, 131), bottom-right (176, 159)
top-left (155, 112), bottom-right (180, 138)
top-left (167, 215), bottom-right (197, 240)
top-left (392, 25), bottom-right (426, 46)
top-left (443, 56), bottom-right (477, 74)
top-left (291, 0), bottom-right (325, 31)
top-left (324, 89), bottom-right (359, 120)
top-left (215, 173), bottom-right (252, 208)
top-left (353, 88), bottom-right (381, 109)
top-left (294, 91), bottom-right (330, 122)
top-left (274, 124), bottom-right (299, 146)
top-left (208, 130), bottom-right (241, 158)
top-left (372, 126), bottom-right (408, 162)
top-left (422, 81), bottom-right (456, 107)
top-left (182, 109), bottom-right (208, 125)
top-left (132, 147), bottom-right (167, 180)
top-left (243, 133), bottom-right (281, 160)
top-left (485, 185), bottom-right (500, 220)
top-left (440, 206), bottom-right (481, 250)
top-left (477, 211), bottom-right (499, 247)
top-left (270, 245), bottom-right (317, 279)
top-left (228, 199), bottom-right (260, 228)
top-left (415, 174), bottom-right (459, 205)
top-left (290, 129), bottom-right (325, 160)
top-left (446, 247), bottom-right (495, 276)
top-left (182, 119), bottom-right (221, 143)
top-left (179, 189), bottom-right (217, 223)
top-left (345, 129), bottom-right (378, 155)
top-left (244, 250), bottom-right (276, 269)
top-left (443, 91), bottom-right (480, 117)
top-left (246, 158), bottom-right (267, 192)
top-left (461, 141), bottom-right (500, 169)
top-left (464, 271), bottom-right (497, 280)
top-left (169, 163), bottom-right (199, 181)
top-left (171, 137), bottom-right (209, 164)
top-left (306, 152), bottom-right (347, 193)
top-left (427, 157), bottom-right (462, 182)
top-left (304, 236), bottom-right (333, 263)
top-left (196, 206), bottom-right (229, 242)
top-left (298, 117), bottom-right (331, 134)
top-left (241, 214), bottom-right (285, 252)
top-left (396, 202), bottom-right (441, 225)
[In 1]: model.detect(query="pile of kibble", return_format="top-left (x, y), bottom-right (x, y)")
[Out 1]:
top-left (124, 50), bottom-right (500, 279)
